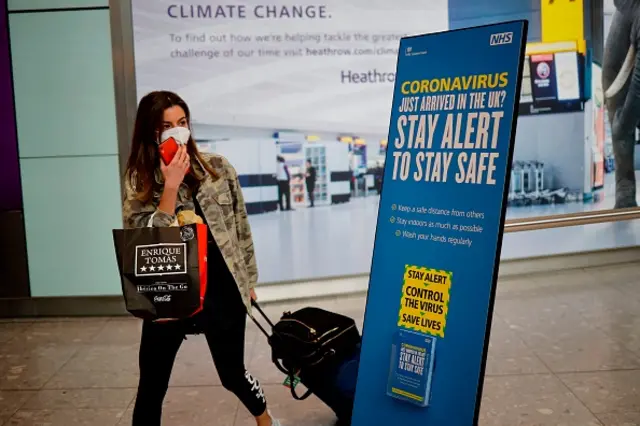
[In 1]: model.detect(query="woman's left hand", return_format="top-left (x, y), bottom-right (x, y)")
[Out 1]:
top-left (250, 289), bottom-right (258, 301)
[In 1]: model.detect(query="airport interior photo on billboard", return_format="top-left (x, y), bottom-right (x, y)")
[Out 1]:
top-left (129, 0), bottom-right (636, 284)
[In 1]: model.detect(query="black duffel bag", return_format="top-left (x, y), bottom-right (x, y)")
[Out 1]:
top-left (250, 300), bottom-right (361, 401)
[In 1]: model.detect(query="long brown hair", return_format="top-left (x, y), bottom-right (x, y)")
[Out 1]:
top-left (125, 91), bottom-right (217, 203)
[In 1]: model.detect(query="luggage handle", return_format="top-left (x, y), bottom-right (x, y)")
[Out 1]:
top-left (249, 299), bottom-right (276, 339)
top-left (250, 300), bottom-right (314, 401)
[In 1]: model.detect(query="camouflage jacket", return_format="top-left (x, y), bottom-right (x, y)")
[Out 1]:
top-left (122, 153), bottom-right (258, 312)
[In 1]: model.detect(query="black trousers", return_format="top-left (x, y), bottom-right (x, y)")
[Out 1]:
top-left (306, 184), bottom-right (315, 206)
top-left (278, 181), bottom-right (291, 210)
top-left (132, 298), bottom-right (266, 424)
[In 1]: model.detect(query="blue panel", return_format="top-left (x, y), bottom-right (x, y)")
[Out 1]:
top-left (352, 21), bottom-right (528, 425)
top-left (9, 9), bottom-right (117, 158)
top-left (20, 156), bottom-right (122, 297)
top-left (8, 0), bottom-right (107, 11)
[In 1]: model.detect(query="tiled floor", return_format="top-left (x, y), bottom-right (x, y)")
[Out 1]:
top-left (2, 262), bottom-right (640, 425)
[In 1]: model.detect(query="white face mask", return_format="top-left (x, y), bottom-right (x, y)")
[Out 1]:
top-left (160, 126), bottom-right (191, 145)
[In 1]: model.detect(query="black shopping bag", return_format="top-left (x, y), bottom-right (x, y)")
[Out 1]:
top-left (112, 224), bottom-right (208, 321)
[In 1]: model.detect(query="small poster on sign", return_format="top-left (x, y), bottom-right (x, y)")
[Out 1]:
top-left (386, 329), bottom-right (437, 407)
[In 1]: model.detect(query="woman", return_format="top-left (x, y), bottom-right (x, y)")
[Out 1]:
top-left (122, 91), bottom-right (280, 426)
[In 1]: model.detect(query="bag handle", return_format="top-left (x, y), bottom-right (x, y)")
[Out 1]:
top-left (289, 374), bottom-right (313, 401)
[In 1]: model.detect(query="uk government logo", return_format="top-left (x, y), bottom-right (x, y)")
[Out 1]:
top-left (405, 46), bottom-right (427, 57)
top-left (490, 32), bottom-right (513, 46)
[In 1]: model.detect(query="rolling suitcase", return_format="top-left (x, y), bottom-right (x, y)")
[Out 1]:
top-left (250, 300), bottom-right (361, 425)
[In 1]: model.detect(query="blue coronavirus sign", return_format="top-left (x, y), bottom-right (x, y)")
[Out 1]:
top-left (352, 20), bottom-right (528, 425)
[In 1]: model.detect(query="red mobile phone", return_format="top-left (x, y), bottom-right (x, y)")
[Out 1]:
top-left (159, 137), bottom-right (179, 165)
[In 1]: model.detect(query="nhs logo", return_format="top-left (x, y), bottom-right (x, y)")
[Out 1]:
top-left (490, 32), bottom-right (513, 46)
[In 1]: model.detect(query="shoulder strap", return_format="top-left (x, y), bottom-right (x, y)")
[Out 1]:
top-left (191, 187), bottom-right (208, 226)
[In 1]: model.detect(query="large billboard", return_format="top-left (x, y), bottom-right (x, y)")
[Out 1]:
top-left (133, 0), bottom-right (448, 135)
top-left (130, 0), bottom-right (615, 284)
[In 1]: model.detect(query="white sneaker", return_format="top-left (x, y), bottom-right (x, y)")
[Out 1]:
top-left (269, 411), bottom-right (281, 426)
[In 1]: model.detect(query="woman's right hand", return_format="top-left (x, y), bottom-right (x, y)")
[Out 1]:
top-left (161, 145), bottom-right (190, 189)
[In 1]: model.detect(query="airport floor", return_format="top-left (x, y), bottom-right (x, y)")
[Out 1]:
top-left (0, 262), bottom-right (640, 425)
top-left (252, 171), bottom-right (640, 283)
